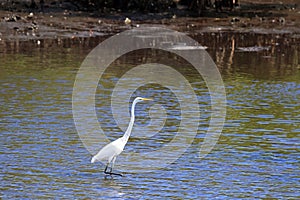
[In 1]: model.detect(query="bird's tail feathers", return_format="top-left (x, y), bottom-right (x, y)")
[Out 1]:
top-left (91, 156), bottom-right (97, 163)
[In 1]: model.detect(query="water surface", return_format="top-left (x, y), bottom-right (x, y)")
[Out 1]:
top-left (1, 33), bottom-right (299, 199)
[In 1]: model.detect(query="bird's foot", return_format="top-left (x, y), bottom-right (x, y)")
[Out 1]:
top-left (104, 171), bottom-right (123, 176)
top-left (104, 166), bottom-right (123, 176)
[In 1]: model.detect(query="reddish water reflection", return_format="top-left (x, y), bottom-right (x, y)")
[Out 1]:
top-left (1, 31), bottom-right (298, 79)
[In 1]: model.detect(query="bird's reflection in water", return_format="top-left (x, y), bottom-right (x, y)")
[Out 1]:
top-left (94, 177), bottom-right (127, 198)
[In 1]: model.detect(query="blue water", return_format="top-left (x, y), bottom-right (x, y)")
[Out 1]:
top-left (1, 34), bottom-right (299, 199)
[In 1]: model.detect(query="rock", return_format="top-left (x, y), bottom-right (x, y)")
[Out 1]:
top-left (231, 17), bottom-right (240, 23)
top-left (124, 17), bottom-right (131, 25)
top-left (27, 12), bottom-right (34, 19)
top-left (278, 17), bottom-right (285, 24)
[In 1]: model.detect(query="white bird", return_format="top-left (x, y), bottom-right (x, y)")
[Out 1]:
top-left (91, 97), bottom-right (152, 176)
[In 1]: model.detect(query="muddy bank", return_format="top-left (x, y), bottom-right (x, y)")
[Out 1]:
top-left (0, 1), bottom-right (299, 81)
top-left (0, 1), bottom-right (299, 51)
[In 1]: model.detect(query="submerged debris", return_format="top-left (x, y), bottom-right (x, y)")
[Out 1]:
top-left (237, 46), bottom-right (271, 52)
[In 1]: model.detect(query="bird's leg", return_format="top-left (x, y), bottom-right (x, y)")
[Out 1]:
top-left (108, 171), bottom-right (123, 176)
top-left (103, 158), bottom-right (122, 176)
top-left (104, 163), bottom-right (112, 175)
top-left (104, 163), bottom-right (122, 176)
top-left (104, 169), bottom-right (122, 176)
top-left (109, 158), bottom-right (114, 173)
top-left (110, 158), bottom-right (123, 176)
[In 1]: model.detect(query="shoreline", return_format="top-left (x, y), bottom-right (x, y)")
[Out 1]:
top-left (0, 2), bottom-right (299, 42)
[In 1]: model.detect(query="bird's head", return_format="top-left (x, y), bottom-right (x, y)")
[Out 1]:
top-left (134, 97), bottom-right (153, 103)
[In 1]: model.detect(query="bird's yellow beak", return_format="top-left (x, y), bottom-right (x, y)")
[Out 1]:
top-left (141, 98), bottom-right (153, 101)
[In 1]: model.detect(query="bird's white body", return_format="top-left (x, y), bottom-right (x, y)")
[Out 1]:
top-left (91, 97), bottom-right (152, 175)
top-left (91, 137), bottom-right (124, 164)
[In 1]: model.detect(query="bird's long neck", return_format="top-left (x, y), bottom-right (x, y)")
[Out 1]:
top-left (122, 100), bottom-right (137, 143)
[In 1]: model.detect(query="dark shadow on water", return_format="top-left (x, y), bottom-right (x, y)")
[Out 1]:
top-left (1, 31), bottom-right (298, 79)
